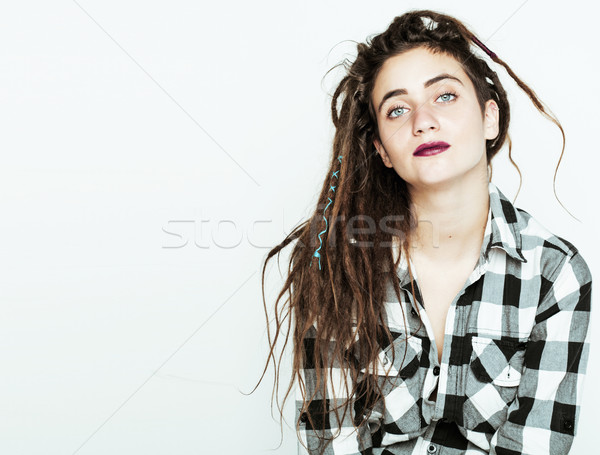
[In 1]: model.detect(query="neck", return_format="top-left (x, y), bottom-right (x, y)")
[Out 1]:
top-left (407, 173), bottom-right (490, 262)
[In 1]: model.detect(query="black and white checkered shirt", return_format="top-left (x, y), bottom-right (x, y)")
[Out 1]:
top-left (297, 182), bottom-right (593, 454)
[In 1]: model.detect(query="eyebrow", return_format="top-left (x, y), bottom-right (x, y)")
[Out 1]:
top-left (376, 73), bottom-right (464, 114)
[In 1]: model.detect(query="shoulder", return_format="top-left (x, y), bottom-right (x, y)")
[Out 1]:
top-left (515, 207), bottom-right (592, 285)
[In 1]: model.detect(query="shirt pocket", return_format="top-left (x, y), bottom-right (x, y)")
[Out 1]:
top-left (382, 334), bottom-right (423, 379)
top-left (463, 335), bottom-right (526, 431)
top-left (360, 333), bottom-right (423, 377)
top-left (361, 334), bottom-right (428, 442)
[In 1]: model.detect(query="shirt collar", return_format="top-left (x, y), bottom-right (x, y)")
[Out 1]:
top-left (394, 181), bottom-right (527, 289)
top-left (485, 181), bottom-right (528, 264)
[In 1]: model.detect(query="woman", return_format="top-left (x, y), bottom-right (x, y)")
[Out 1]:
top-left (259, 9), bottom-right (592, 455)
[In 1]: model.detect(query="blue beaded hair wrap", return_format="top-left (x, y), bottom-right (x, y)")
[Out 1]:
top-left (310, 155), bottom-right (343, 271)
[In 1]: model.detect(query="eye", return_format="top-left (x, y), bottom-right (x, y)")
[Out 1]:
top-left (386, 105), bottom-right (408, 119)
top-left (437, 91), bottom-right (457, 102)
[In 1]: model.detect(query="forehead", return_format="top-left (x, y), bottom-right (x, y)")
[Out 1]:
top-left (372, 47), bottom-right (470, 101)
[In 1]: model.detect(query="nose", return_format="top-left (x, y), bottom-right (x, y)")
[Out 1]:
top-left (412, 105), bottom-right (439, 135)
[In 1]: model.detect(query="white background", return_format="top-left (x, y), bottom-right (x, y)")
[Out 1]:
top-left (1, 1), bottom-right (598, 454)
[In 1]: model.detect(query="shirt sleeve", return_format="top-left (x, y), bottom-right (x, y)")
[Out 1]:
top-left (490, 251), bottom-right (593, 455)
top-left (296, 325), bottom-right (382, 455)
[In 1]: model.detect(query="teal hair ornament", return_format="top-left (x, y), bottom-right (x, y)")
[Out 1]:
top-left (310, 155), bottom-right (343, 271)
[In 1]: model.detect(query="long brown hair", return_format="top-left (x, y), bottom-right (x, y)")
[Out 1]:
top-left (256, 8), bottom-right (566, 450)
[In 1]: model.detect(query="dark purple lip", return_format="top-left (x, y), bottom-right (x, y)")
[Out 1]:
top-left (413, 141), bottom-right (450, 156)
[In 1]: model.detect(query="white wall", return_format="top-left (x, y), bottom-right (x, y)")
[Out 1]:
top-left (1, 1), bottom-right (598, 454)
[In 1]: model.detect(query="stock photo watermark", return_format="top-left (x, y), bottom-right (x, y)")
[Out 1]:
top-left (161, 207), bottom-right (439, 250)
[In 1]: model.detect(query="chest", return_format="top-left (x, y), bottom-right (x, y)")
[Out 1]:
top-left (413, 259), bottom-right (480, 363)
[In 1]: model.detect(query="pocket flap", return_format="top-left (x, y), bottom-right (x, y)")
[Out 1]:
top-left (362, 334), bottom-right (423, 378)
top-left (470, 336), bottom-right (526, 387)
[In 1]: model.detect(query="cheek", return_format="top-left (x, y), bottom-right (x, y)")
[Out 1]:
top-left (451, 110), bottom-right (486, 145)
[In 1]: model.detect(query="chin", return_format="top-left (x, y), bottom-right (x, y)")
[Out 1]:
top-left (406, 173), bottom-right (464, 190)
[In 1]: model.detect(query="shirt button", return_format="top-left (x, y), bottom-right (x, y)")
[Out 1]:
top-left (564, 419), bottom-right (573, 430)
top-left (433, 366), bottom-right (440, 376)
top-left (427, 444), bottom-right (437, 453)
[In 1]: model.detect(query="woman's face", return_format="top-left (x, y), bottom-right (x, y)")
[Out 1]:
top-left (371, 46), bottom-right (499, 191)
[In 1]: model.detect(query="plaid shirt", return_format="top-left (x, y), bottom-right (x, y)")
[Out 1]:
top-left (297, 182), bottom-right (593, 455)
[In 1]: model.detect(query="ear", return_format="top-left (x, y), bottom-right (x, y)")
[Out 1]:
top-left (373, 138), bottom-right (393, 168)
top-left (483, 99), bottom-right (500, 141)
